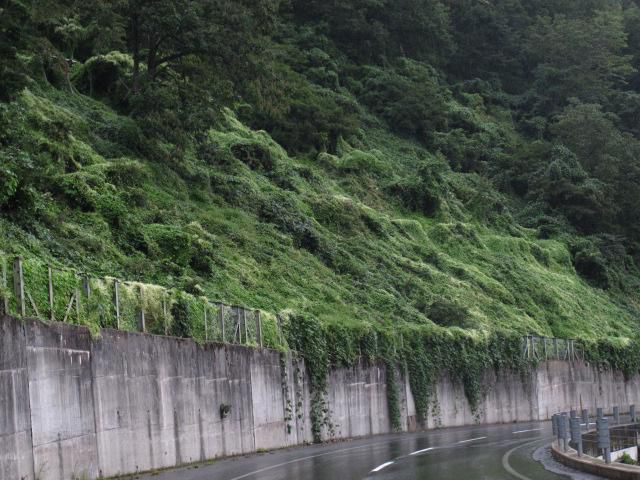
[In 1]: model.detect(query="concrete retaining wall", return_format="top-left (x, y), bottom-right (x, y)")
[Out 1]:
top-left (3, 315), bottom-right (640, 480)
top-left (0, 316), bottom-right (33, 480)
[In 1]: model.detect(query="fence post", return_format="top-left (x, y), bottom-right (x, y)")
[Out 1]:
top-left (554, 338), bottom-right (559, 358)
top-left (531, 336), bottom-right (537, 359)
top-left (163, 294), bottom-right (168, 335)
top-left (631, 404), bottom-right (636, 423)
top-left (277, 314), bottom-right (283, 347)
top-left (256, 310), bottom-right (263, 348)
top-left (48, 266), bottom-right (55, 321)
top-left (234, 305), bottom-right (242, 343)
top-left (137, 286), bottom-right (146, 333)
top-left (243, 308), bottom-right (248, 344)
top-left (75, 286), bottom-right (81, 323)
top-left (113, 280), bottom-right (120, 329)
top-left (1, 256), bottom-right (8, 315)
top-left (13, 257), bottom-right (25, 317)
top-left (204, 302), bottom-right (208, 342)
top-left (613, 406), bottom-right (619, 425)
top-left (218, 303), bottom-right (225, 343)
top-left (82, 275), bottom-right (91, 298)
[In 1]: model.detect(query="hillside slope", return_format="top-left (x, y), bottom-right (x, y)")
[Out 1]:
top-left (0, 85), bottom-right (637, 341)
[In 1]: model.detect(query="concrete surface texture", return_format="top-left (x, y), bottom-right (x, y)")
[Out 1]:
top-left (2, 314), bottom-right (640, 480)
top-left (552, 441), bottom-right (640, 479)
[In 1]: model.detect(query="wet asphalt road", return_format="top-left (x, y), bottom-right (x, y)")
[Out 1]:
top-left (139, 421), bottom-right (573, 480)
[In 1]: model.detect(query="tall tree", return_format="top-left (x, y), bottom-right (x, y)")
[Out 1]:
top-left (526, 8), bottom-right (635, 114)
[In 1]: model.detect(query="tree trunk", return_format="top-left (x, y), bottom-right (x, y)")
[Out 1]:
top-left (147, 38), bottom-right (158, 80)
top-left (131, 13), bottom-right (140, 92)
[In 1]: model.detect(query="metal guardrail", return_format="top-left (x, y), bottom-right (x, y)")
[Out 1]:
top-left (553, 406), bottom-right (639, 464)
top-left (522, 335), bottom-right (580, 361)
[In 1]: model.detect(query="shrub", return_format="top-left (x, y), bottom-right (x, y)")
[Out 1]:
top-left (339, 149), bottom-right (389, 177)
top-left (72, 52), bottom-right (133, 102)
top-left (259, 193), bottom-right (321, 253)
top-left (358, 60), bottom-right (449, 144)
top-left (573, 250), bottom-right (610, 289)
top-left (231, 142), bottom-right (275, 171)
top-left (618, 452), bottom-right (636, 465)
top-left (427, 299), bottom-right (471, 328)
top-left (143, 224), bottom-right (194, 267)
top-left (170, 295), bottom-right (191, 338)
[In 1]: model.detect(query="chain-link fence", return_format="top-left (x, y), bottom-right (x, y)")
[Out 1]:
top-left (522, 335), bottom-right (581, 361)
top-left (0, 253), bottom-right (283, 349)
top-left (0, 253), bottom-right (592, 357)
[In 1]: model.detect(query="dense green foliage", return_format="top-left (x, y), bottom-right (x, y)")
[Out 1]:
top-left (3, 0), bottom-right (640, 434)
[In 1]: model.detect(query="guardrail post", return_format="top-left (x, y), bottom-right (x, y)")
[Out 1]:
top-left (597, 417), bottom-right (611, 464)
top-left (559, 413), bottom-right (570, 452)
top-left (631, 404), bottom-right (636, 423)
top-left (613, 406), bottom-right (620, 425)
top-left (581, 409), bottom-right (589, 431)
top-left (13, 257), bottom-right (25, 317)
top-left (570, 416), bottom-right (583, 456)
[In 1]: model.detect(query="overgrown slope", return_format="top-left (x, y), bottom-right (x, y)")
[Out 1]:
top-left (1, 85), bottom-right (637, 342)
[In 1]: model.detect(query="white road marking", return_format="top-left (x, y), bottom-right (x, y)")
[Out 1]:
top-left (409, 447), bottom-right (435, 456)
top-left (457, 436), bottom-right (487, 444)
top-left (371, 461), bottom-right (394, 473)
top-left (501, 438), bottom-right (549, 480)
top-left (512, 428), bottom-right (543, 434)
top-left (226, 443), bottom-right (390, 480)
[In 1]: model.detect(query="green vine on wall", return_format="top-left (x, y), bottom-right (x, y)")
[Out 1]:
top-left (579, 337), bottom-right (640, 380)
top-left (284, 312), bottom-right (535, 437)
top-left (385, 360), bottom-right (402, 431)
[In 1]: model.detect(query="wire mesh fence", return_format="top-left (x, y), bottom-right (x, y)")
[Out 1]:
top-left (522, 335), bottom-right (581, 361)
top-left (0, 252), bottom-right (592, 357)
top-left (582, 423), bottom-right (639, 457)
top-left (0, 253), bottom-right (282, 349)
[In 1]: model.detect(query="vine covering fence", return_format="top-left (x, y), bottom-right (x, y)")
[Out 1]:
top-left (0, 253), bottom-right (583, 360)
top-left (522, 335), bottom-right (581, 361)
top-left (0, 253), bottom-right (285, 349)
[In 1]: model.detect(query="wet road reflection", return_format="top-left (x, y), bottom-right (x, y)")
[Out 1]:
top-left (141, 421), bottom-right (569, 480)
